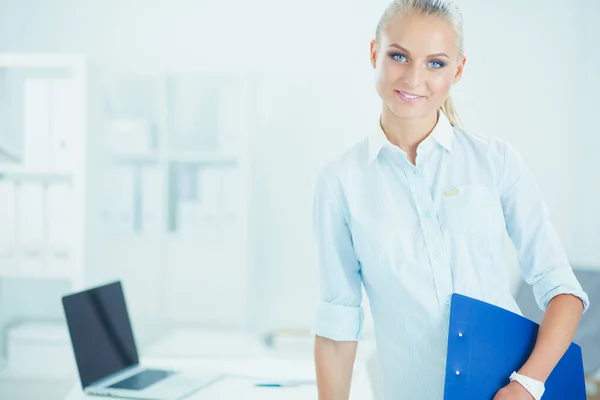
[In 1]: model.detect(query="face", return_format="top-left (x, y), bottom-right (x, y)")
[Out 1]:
top-left (370, 13), bottom-right (466, 120)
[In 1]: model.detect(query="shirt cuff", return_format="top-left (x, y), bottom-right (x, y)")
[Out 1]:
top-left (311, 301), bottom-right (363, 341)
top-left (533, 267), bottom-right (590, 313)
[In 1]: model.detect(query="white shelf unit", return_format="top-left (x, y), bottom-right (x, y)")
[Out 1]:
top-left (0, 53), bottom-right (86, 286)
top-left (96, 68), bottom-right (252, 337)
top-left (0, 53), bottom-right (87, 379)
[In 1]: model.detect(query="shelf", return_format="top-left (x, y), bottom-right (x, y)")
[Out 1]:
top-left (110, 152), bottom-right (240, 166)
top-left (0, 166), bottom-right (72, 182)
top-left (0, 357), bottom-right (75, 382)
top-left (166, 220), bottom-right (242, 239)
top-left (168, 151), bottom-right (239, 165)
top-left (0, 267), bottom-right (74, 280)
top-left (0, 53), bottom-right (85, 69)
top-left (112, 153), bottom-right (160, 164)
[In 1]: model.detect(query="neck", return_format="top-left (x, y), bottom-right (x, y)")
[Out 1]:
top-left (380, 107), bottom-right (439, 165)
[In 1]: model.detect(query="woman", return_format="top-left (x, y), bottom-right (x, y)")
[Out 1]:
top-left (312, 0), bottom-right (589, 399)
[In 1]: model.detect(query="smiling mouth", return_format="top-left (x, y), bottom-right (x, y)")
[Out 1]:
top-left (395, 90), bottom-right (426, 104)
top-left (396, 90), bottom-right (424, 99)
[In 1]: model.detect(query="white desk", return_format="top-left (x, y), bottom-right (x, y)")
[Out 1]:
top-left (64, 355), bottom-right (374, 400)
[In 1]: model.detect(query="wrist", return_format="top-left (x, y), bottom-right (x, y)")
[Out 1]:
top-left (509, 371), bottom-right (545, 400)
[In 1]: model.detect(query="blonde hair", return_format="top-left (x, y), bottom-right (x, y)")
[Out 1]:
top-left (374, 0), bottom-right (465, 128)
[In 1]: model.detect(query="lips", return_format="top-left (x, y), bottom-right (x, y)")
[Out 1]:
top-left (395, 90), bottom-right (425, 103)
top-left (396, 90), bottom-right (424, 99)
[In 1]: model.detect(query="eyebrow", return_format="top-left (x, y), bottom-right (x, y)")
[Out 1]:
top-left (388, 43), bottom-right (450, 58)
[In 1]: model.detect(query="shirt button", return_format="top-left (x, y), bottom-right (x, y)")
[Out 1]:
top-left (433, 252), bottom-right (441, 259)
top-left (423, 211), bottom-right (431, 219)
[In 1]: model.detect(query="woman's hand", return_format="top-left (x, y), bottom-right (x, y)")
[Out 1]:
top-left (493, 381), bottom-right (534, 399)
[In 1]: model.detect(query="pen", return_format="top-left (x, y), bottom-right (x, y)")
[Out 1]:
top-left (255, 383), bottom-right (290, 387)
top-left (254, 380), bottom-right (316, 388)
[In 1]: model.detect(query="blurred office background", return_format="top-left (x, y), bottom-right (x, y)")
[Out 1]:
top-left (0, 0), bottom-right (599, 399)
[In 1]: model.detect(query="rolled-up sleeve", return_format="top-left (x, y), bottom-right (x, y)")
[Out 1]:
top-left (311, 167), bottom-right (364, 341)
top-left (500, 142), bottom-right (589, 313)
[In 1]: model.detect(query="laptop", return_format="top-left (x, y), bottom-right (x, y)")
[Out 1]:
top-left (62, 280), bottom-right (221, 400)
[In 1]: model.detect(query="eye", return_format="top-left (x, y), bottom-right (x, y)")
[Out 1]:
top-left (429, 60), bottom-right (445, 69)
top-left (390, 53), bottom-right (407, 62)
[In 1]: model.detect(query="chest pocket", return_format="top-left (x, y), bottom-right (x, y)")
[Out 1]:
top-left (440, 185), bottom-right (506, 253)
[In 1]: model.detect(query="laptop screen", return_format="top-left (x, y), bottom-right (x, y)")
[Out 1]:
top-left (62, 281), bottom-right (140, 388)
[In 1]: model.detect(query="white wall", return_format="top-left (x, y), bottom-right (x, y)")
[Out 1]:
top-left (0, 0), bottom-right (596, 343)
top-left (570, 0), bottom-right (600, 268)
top-left (248, 71), bottom-right (380, 330)
top-left (458, 0), bottom-right (578, 248)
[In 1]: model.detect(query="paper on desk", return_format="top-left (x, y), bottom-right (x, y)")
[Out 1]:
top-left (145, 329), bottom-right (264, 358)
top-left (165, 356), bottom-right (316, 383)
top-left (227, 357), bottom-right (315, 382)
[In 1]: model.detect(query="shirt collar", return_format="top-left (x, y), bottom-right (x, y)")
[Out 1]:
top-left (368, 109), bottom-right (454, 163)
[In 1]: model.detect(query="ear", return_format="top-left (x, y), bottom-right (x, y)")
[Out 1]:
top-left (453, 56), bottom-right (467, 84)
top-left (370, 40), bottom-right (378, 69)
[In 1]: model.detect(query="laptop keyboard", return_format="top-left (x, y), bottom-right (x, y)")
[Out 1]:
top-left (108, 369), bottom-right (175, 391)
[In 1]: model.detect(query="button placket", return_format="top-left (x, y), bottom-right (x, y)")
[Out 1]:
top-left (405, 166), bottom-right (453, 309)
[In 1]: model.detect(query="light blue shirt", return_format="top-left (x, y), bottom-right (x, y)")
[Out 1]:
top-left (311, 109), bottom-right (589, 399)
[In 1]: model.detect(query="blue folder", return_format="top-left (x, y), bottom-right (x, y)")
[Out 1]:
top-left (444, 293), bottom-right (586, 399)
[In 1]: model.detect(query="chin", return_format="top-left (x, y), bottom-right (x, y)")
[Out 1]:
top-left (388, 103), bottom-right (429, 120)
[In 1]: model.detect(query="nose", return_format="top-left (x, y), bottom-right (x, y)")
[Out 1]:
top-left (402, 64), bottom-right (423, 89)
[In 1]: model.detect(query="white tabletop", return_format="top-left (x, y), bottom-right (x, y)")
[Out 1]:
top-left (64, 355), bottom-right (374, 400)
